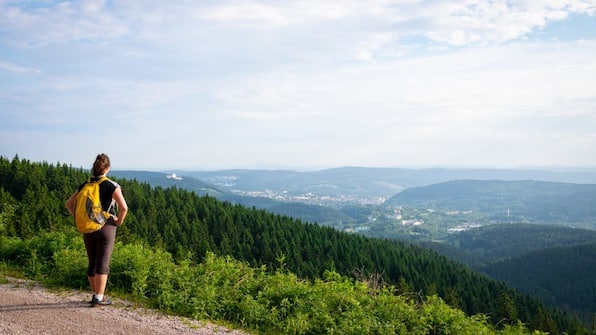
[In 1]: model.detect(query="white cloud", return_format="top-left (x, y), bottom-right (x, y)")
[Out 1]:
top-left (0, 0), bottom-right (128, 46)
top-left (2, 1), bottom-right (593, 47)
top-left (0, 60), bottom-right (41, 74)
top-left (418, 0), bottom-right (595, 45)
top-left (1, 1), bottom-right (596, 169)
top-left (205, 38), bottom-right (596, 165)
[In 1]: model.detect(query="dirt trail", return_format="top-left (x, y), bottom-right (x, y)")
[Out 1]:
top-left (0, 278), bottom-right (248, 335)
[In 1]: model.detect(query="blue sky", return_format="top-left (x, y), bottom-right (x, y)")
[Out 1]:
top-left (1, 1), bottom-right (596, 170)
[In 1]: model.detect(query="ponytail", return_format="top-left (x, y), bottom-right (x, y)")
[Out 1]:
top-left (92, 153), bottom-right (111, 177)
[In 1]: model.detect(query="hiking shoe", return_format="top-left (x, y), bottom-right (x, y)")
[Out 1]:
top-left (90, 296), bottom-right (112, 307)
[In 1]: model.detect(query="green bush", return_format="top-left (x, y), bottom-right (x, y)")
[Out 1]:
top-left (0, 232), bottom-right (546, 335)
top-left (0, 236), bottom-right (27, 266)
top-left (132, 252), bottom-right (545, 335)
top-left (1, 232), bottom-right (83, 281)
top-left (110, 243), bottom-right (152, 296)
top-left (421, 295), bottom-right (493, 335)
top-left (52, 246), bottom-right (88, 288)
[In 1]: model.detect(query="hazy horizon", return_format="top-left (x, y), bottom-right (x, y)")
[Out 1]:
top-left (3, 152), bottom-right (596, 173)
top-left (121, 163), bottom-right (596, 173)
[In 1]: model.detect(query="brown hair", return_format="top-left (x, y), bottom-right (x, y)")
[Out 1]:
top-left (92, 153), bottom-right (111, 177)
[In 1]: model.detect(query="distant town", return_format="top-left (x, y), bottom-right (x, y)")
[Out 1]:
top-left (228, 188), bottom-right (386, 207)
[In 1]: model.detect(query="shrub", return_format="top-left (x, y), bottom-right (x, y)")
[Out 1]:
top-left (0, 236), bottom-right (27, 266)
top-left (1, 232), bottom-right (545, 335)
top-left (110, 242), bottom-right (175, 298)
top-left (52, 246), bottom-right (87, 288)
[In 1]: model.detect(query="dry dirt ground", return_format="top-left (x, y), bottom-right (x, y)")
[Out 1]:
top-left (0, 277), bottom-right (250, 335)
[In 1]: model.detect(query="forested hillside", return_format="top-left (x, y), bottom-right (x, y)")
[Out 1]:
top-left (479, 243), bottom-right (596, 324)
top-left (0, 156), bottom-right (589, 334)
top-left (443, 224), bottom-right (596, 264)
top-left (385, 180), bottom-right (596, 230)
top-left (421, 224), bottom-right (596, 324)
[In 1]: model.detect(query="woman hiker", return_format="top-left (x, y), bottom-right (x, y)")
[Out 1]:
top-left (66, 153), bottom-right (128, 306)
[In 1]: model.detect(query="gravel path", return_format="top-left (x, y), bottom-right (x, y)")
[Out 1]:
top-left (0, 278), bottom-right (249, 335)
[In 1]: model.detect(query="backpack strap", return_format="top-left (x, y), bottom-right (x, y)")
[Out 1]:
top-left (95, 176), bottom-right (108, 183)
top-left (107, 199), bottom-right (116, 215)
top-left (86, 176), bottom-right (108, 184)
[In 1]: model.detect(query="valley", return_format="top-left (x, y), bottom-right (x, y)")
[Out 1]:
top-left (115, 168), bottom-right (596, 241)
top-left (111, 167), bottom-right (596, 327)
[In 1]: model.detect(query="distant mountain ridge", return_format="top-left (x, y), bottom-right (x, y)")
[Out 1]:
top-left (384, 179), bottom-right (596, 229)
top-left (180, 166), bottom-right (596, 195)
top-left (112, 169), bottom-right (596, 231)
top-left (116, 167), bottom-right (596, 205)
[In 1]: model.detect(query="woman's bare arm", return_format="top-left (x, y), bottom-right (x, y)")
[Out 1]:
top-left (65, 192), bottom-right (78, 217)
top-left (112, 187), bottom-right (128, 226)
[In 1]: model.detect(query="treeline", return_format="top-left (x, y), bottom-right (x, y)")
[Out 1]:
top-left (0, 156), bottom-right (589, 334)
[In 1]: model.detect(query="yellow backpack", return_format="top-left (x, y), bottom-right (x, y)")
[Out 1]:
top-left (74, 177), bottom-right (112, 234)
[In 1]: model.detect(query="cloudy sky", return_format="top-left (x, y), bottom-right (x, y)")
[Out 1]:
top-left (1, 1), bottom-right (595, 170)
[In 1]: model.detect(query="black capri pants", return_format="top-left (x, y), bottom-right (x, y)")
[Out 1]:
top-left (83, 221), bottom-right (117, 276)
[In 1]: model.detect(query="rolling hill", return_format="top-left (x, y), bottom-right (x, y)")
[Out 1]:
top-left (113, 171), bottom-right (596, 236)
top-left (441, 223), bottom-right (596, 264)
top-left (182, 167), bottom-right (596, 202)
top-left (478, 243), bottom-right (596, 323)
top-left (421, 223), bottom-right (596, 325)
top-left (384, 180), bottom-right (596, 229)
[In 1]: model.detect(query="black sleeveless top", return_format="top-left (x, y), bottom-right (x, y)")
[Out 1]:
top-left (77, 176), bottom-right (120, 213)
